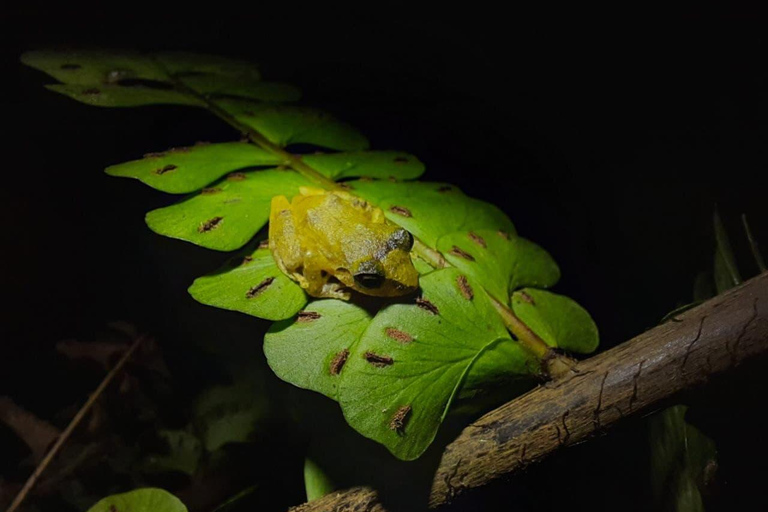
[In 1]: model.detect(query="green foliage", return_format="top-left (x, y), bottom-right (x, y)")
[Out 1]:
top-left (303, 458), bottom-right (336, 501)
top-left (22, 49), bottom-right (599, 460)
top-left (86, 489), bottom-right (187, 512)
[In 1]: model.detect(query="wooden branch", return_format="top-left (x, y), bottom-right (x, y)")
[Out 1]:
top-left (289, 272), bottom-right (768, 511)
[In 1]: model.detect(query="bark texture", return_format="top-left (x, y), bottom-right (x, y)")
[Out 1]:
top-left (289, 273), bottom-right (768, 511)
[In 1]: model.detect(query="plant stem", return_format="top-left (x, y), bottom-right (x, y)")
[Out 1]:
top-left (6, 335), bottom-right (146, 512)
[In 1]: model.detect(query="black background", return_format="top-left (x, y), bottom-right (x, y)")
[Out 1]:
top-left (2, 8), bottom-right (768, 512)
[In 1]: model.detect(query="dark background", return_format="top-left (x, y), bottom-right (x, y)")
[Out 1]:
top-left (2, 9), bottom-right (767, 512)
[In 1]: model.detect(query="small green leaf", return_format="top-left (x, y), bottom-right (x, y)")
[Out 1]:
top-left (106, 142), bottom-right (281, 194)
top-left (145, 168), bottom-right (311, 251)
top-left (511, 288), bottom-right (599, 354)
top-left (713, 210), bottom-right (742, 293)
top-left (350, 180), bottom-right (515, 247)
top-left (302, 151), bottom-right (425, 181)
top-left (45, 84), bottom-right (202, 108)
top-left (217, 99), bottom-right (369, 150)
top-left (436, 229), bottom-right (560, 304)
top-left (264, 300), bottom-right (371, 399)
top-left (180, 75), bottom-right (301, 102)
top-left (339, 269), bottom-right (513, 460)
top-left (189, 243), bottom-right (307, 321)
top-left (742, 214), bottom-right (766, 272)
top-left (86, 489), bottom-right (187, 512)
top-left (304, 458), bottom-right (336, 501)
top-left (142, 429), bottom-right (202, 476)
top-left (22, 50), bottom-right (167, 85)
top-left (194, 381), bottom-right (268, 452)
top-left (154, 51), bottom-right (261, 79)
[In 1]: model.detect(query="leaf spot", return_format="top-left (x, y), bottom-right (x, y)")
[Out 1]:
top-left (198, 216), bottom-right (223, 233)
top-left (389, 205), bottom-right (412, 217)
top-left (258, 239), bottom-right (270, 249)
top-left (385, 327), bottom-right (413, 343)
top-left (143, 151), bottom-right (166, 159)
top-left (155, 164), bottom-right (177, 175)
top-left (416, 297), bottom-right (439, 315)
top-left (468, 232), bottom-right (487, 248)
top-left (520, 292), bottom-right (535, 304)
top-left (200, 187), bottom-right (222, 195)
top-left (457, 275), bottom-right (474, 300)
top-left (60, 63), bottom-right (81, 70)
top-left (450, 245), bottom-right (475, 261)
top-left (241, 255), bottom-right (254, 265)
top-left (497, 230), bottom-right (511, 240)
top-left (437, 185), bottom-right (453, 193)
top-left (329, 349), bottom-right (349, 375)
top-left (245, 277), bottom-right (274, 298)
top-left (82, 88), bottom-right (101, 96)
top-left (364, 351), bottom-right (394, 367)
top-left (394, 156), bottom-right (409, 164)
top-left (297, 311), bottom-right (322, 322)
top-left (389, 405), bottom-right (412, 433)
top-left (227, 172), bottom-right (247, 181)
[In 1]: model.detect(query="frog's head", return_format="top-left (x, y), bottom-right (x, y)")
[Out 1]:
top-left (348, 227), bottom-right (419, 297)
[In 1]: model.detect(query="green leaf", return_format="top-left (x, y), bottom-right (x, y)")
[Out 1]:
top-left (217, 99), bottom-right (369, 150)
top-left (649, 405), bottom-right (717, 512)
top-left (511, 288), bottom-right (599, 354)
top-left (194, 381), bottom-right (269, 452)
top-left (460, 338), bottom-right (540, 397)
top-left (189, 243), bottom-right (307, 321)
top-left (302, 151), bottom-right (425, 181)
top-left (106, 142), bottom-right (281, 194)
top-left (86, 489), bottom-right (187, 512)
top-left (350, 180), bottom-right (515, 247)
top-left (180, 74), bottom-right (301, 102)
top-left (713, 210), bottom-right (742, 293)
top-left (145, 168), bottom-right (311, 251)
top-left (153, 51), bottom-right (261, 79)
top-left (304, 458), bottom-right (336, 501)
top-left (742, 214), bottom-right (767, 272)
top-left (142, 430), bottom-right (202, 476)
top-left (338, 269), bottom-right (516, 460)
top-left (436, 229), bottom-right (560, 304)
top-left (45, 84), bottom-right (202, 108)
top-left (264, 300), bottom-right (371, 399)
top-left (22, 50), bottom-right (167, 85)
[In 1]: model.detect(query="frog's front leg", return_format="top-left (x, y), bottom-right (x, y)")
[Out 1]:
top-left (302, 258), bottom-right (351, 300)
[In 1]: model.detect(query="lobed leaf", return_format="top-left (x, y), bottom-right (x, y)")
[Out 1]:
top-left (436, 229), bottom-right (560, 304)
top-left (511, 288), bottom-right (599, 354)
top-left (265, 300), bottom-right (371, 399)
top-left (217, 99), bottom-right (369, 150)
top-left (106, 142), bottom-right (281, 194)
top-left (302, 151), bottom-right (425, 181)
top-left (22, 50), bottom-right (167, 85)
top-left (189, 243), bottom-right (307, 321)
top-left (339, 269), bottom-right (515, 460)
top-left (350, 180), bottom-right (515, 247)
top-left (45, 84), bottom-right (202, 108)
top-left (86, 489), bottom-right (187, 512)
top-left (145, 168), bottom-right (311, 251)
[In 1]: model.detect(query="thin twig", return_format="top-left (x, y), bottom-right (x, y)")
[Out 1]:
top-left (5, 335), bottom-right (147, 512)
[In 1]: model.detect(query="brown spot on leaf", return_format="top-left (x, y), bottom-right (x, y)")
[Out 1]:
top-left (388, 176), bottom-right (399, 183)
top-left (385, 328), bottom-right (413, 344)
top-left (468, 232), bottom-right (487, 248)
top-left (195, 140), bottom-right (211, 146)
top-left (416, 298), bottom-right (439, 315)
top-left (330, 349), bottom-right (349, 375)
top-left (109, 505), bottom-right (118, 512)
top-left (457, 275), bottom-right (474, 300)
top-left (359, 176), bottom-right (374, 182)
top-left (437, 185), bottom-right (453, 193)
top-left (389, 405), bottom-right (412, 433)
top-left (227, 172), bottom-right (247, 181)
top-left (246, 277), bottom-right (274, 298)
top-left (241, 255), bottom-right (254, 265)
top-left (198, 216), bottom-right (223, 233)
top-left (201, 187), bottom-right (221, 195)
top-left (155, 164), bottom-right (177, 175)
top-left (520, 292), bottom-right (535, 304)
top-left (82, 88), bottom-right (101, 96)
top-left (450, 245), bottom-right (475, 261)
top-left (364, 351), bottom-right (394, 367)
top-left (258, 239), bottom-right (270, 249)
top-left (338, 182), bottom-right (353, 190)
top-left (298, 311), bottom-right (322, 322)
top-left (389, 205), bottom-right (412, 217)
top-left (394, 156), bottom-right (409, 164)
top-left (61, 63), bottom-right (81, 70)
top-left (143, 151), bottom-right (166, 159)
top-left (497, 230), bottom-right (511, 240)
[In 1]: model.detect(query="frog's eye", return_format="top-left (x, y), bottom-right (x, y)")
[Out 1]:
top-left (387, 228), bottom-right (414, 252)
top-left (353, 260), bottom-right (385, 289)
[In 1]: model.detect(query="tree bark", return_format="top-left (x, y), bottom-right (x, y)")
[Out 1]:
top-left (289, 272), bottom-right (768, 511)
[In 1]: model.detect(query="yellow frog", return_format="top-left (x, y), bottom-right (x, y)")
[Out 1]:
top-left (269, 187), bottom-right (419, 299)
